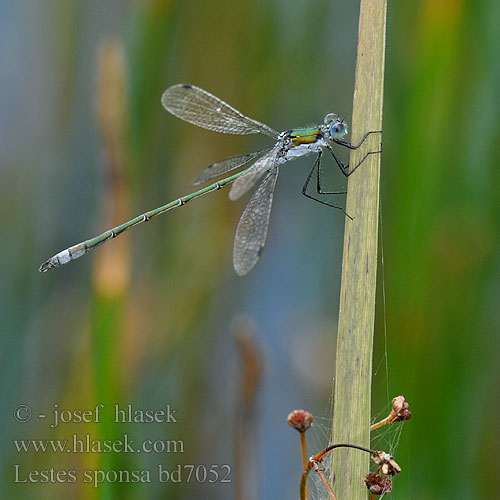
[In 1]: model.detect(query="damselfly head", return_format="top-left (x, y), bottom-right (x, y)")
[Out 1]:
top-left (323, 113), bottom-right (348, 140)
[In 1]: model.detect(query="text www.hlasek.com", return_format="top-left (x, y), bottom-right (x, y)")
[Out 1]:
top-left (13, 434), bottom-right (183, 454)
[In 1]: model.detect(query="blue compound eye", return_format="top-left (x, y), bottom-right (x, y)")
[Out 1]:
top-left (330, 122), bottom-right (346, 138)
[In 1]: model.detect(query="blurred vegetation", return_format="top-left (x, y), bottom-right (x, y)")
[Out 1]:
top-left (0, 0), bottom-right (499, 499)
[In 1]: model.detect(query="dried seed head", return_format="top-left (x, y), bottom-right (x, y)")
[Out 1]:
top-left (371, 451), bottom-right (402, 476)
top-left (365, 472), bottom-right (393, 495)
top-left (287, 409), bottom-right (314, 433)
top-left (392, 395), bottom-right (412, 422)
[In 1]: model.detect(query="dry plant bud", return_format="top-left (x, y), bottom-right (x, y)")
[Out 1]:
top-left (364, 472), bottom-right (393, 495)
top-left (287, 409), bottom-right (314, 432)
top-left (392, 395), bottom-right (411, 422)
top-left (371, 451), bottom-right (402, 476)
top-left (370, 395), bottom-right (411, 432)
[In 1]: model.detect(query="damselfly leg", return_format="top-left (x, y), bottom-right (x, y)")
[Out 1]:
top-left (329, 130), bottom-right (383, 177)
top-left (302, 151), bottom-right (350, 218)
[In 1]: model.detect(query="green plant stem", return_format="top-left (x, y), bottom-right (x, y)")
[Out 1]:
top-left (331, 1), bottom-right (387, 499)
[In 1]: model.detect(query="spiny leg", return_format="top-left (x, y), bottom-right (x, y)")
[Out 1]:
top-left (326, 143), bottom-right (381, 178)
top-left (333, 130), bottom-right (383, 151)
top-left (316, 150), bottom-right (346, 196)
top-left (327, 130), bottom-right (383, 177)
top-left (302, 152), bottom-right (352, 219)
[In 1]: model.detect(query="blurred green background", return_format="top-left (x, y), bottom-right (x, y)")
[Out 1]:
top-left (1, 0), bottom-right (499, 498)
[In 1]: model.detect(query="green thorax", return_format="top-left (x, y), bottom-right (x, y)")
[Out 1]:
top-left (290, 127), bottom-right (321, 147)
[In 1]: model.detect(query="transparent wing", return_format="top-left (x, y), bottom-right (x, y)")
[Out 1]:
top-left (192, 148), bottom-right (273, 185)
top-left (229, 145), bottom-right (280, 201)
top-left (233, 166), bottom-right (280, 276)
top-left (161, 84), bottom-right (279, 139)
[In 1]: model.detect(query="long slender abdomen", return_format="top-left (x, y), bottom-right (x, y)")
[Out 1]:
top-left (39, 213), bottom-right (149, 272)
top-left (39, 166), bottom-right (246, 272)
top-left (39, 231), bottom-right (114, 272)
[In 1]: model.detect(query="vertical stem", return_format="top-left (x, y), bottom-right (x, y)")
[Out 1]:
top-left (300, 432), bottom-right (309, 499)
top-left (331, 1), bottom-right (387, 499)
top-left (300, 431), bottom-right (308, 467)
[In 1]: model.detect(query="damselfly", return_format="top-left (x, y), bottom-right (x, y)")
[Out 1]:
top-left (40, 84), bottom-right (381, 276)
